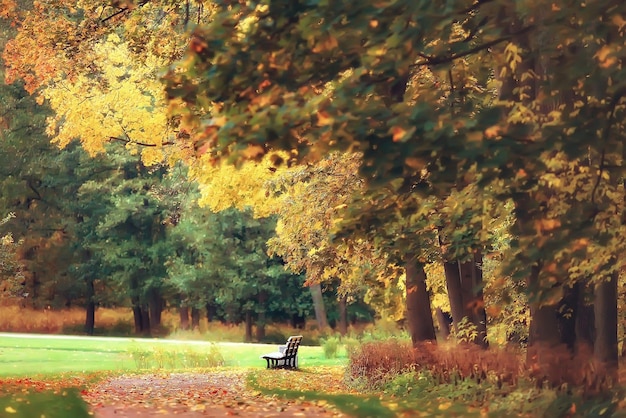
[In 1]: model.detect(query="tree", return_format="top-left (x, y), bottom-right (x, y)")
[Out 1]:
top-left (165, 0), bottom-right (626, 375)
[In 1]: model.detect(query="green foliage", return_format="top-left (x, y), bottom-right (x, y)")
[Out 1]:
top-left (453, 317), bottom-right (480, 344)
top-left (128, 344), bottom-right (224, 370)
top-left (321, 335), bottom-right (340, 359)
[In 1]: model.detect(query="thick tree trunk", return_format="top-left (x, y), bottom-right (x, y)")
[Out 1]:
top-left (132, 304), bottom-right (143, 334)
top-left (191, 307), bottom-right (200, 329)
top-left (405, 255), bottom-right (437, 344)
top-left (461, 252), bottom-right (488, 347)
top-left (558, 284), bottom-right (578, 351)
top-left (84, 278), bottom-right (95, 335)
top-left (245, 311), bottom-right (253, 342)
top-left (594, 272), bottom-right (618, 379)
top-left (338, 294), bottom-right (348, 336)
top-left (179, 306), bottom-right (190, 330)
top-left (309, 282), bottom-right (329, 330)
top-left (443, 252), bottom-right (487, 347)
top-left (443, 261), bottom-right (464, 333)
top-left (575, 280), bottom-right (595, 351)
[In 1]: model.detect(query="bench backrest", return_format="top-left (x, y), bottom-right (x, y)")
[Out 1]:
top-left (284, 335), bottom-right (303, 357)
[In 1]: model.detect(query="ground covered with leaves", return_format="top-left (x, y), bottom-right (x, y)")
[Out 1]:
top-left (85, 369), bottom-right (344, 417)
top-left (0, 369), bottom-right (347, 418)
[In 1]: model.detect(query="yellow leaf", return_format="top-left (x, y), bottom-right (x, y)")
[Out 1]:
top-left (5, 406), bottom-right (17, 414)
top-left (439, 402), bottom-right (452, 411)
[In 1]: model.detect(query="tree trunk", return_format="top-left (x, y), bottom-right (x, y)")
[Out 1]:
top-left (436, 308), bottom-right (451, 339)
top-left (191, 307), bottom-right (200, 329)
top-left (443, 261), bottom-right (464, 333)
top-left (443, 253), bottom-right (487, 347)
top-left (149, 289), bottom-right (163, 328)
top-left (84, 277), bottom-right (95, 335)
top-left (256, 291), bottom-right (267, 341)
top-left (140, 306), bottom-right (151, 336)
top-left (557, 284), bottom-right (578, 351)
top-left (594, 271), bottom-right (618, 379)
top-left (245, 310), bottom-right (253, 342)
top-left (309, 282), bottom-right (329, 330)
top-left (179, 306), bottom-right (190, 330)
top-left (338, 294), bottom-right (348, 336)
top-left (132, 304), bottom-right (143, 334)
top-left (460, 251), bottom-right (488, 347)
top-left (405, 255), bottom-right (437, 344)
top-left (206, 303), bottom-right (217, 323)
top-left (575, 280), bottom-right (595, 352)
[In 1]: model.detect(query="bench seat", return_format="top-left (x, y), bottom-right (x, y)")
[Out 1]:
top-left (261, 335), bottom-right (302, 369)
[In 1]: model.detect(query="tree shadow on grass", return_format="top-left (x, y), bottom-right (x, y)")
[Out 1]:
top-left (0, 388), bottom-right (90, 418)
top-left (248, 371), bottom-right (395, 418)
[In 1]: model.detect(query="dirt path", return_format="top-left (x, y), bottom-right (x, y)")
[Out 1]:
top-left (83, 371), bottom-right (345, 418)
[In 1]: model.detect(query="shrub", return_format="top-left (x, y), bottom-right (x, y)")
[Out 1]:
top-left (321, 335), bottom-right (340, 359)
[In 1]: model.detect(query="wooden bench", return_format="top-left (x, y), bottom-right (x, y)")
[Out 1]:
top-left (261, 335), bottom-right (302, 369)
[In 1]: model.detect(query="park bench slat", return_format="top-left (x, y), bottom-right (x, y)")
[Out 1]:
top-left (261, 335), bottom-right (302, 369)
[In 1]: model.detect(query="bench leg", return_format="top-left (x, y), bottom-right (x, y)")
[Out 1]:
top-left (265, 358), bottom-right (270, 369)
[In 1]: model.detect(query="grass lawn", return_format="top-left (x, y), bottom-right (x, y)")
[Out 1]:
top-left (0, 333), bottom-right (346, 377)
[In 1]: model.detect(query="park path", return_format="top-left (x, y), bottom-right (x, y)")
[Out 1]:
top-left (83, 370), bottom-right (345, 418)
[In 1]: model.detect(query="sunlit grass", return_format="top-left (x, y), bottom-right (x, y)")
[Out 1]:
top-left (0, 333), bottom-right (348, 377)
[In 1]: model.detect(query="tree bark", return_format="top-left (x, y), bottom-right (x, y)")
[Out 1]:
top-left (256, 291), bottom-right (267, 341)
top-left (140, 306), bottom-right (151, 336)
top-left (149, 289), bottom-right (163, 328)
top-left (179, 306), bottom-right (190, 330)
top-left (443, 260), bottom-right (464, 333)
top-left (245, 310), bottom-right (253, 342)
top-left (436, 308), bottom-right (451, 339)
top-left (191, 307), bottom-right (200, 329)
top-left (309, 282), bottom-right (329, 330)
top-left (132, 307), bottom-right (143, 334)
top-left (405, 255), bottom-right (437, 344)
top-left (574, 280), bottom-right (595, 351)
top-left (206, 303), bottom-right (217, 323)
top-left (443, 253), bottom-right (487, 347)
top-left (594, 271), bottom-right (618, 379)
top-left (461, 252), bottom-right (488, 347)
top-left (84, 277), bottom-right (95, 335)
top-left (338, 294), bottom-right (348, 336)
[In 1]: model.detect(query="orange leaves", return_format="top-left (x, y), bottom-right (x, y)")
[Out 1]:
top-left (311, 35), bottom-right (339, 53)
top-left (594, 45), bottom-right (618, 69)
top-left (534, 218), bottom-right (561, 234)
top-left (391, 125), bottom-right (415, 142)
top-left (316, 110), bottom-right (334, 126)
top-left (0, 0), bottom-right (16, 19)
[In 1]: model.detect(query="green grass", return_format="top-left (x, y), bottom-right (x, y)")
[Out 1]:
top-left (0, 333), bottom-right (347, 377)
top-left (0, 389), bottom-right (90, 418)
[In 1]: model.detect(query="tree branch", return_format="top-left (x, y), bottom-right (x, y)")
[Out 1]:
top-left (412, 26), bottom-right (534, 68)
top-left (108, 136), bottom-right (174, 147)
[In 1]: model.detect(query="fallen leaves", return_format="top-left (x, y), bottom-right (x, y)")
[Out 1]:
top-left (82, 370), bottom-right (344, 417)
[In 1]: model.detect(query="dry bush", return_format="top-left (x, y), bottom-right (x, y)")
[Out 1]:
top-left (0, 305), bottom-right (134, 334)
top-left (348, 339), bottom-right (614, 396)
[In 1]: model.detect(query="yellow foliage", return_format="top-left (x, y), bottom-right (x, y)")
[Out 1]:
top-left (42, 35), bottom-right (172, 164)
